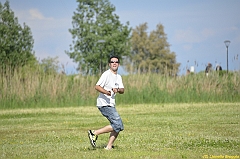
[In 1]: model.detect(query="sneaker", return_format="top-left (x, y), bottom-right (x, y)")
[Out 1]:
top-left (88, 130), bottom-right (98, 148)
top-left (104, 146), bottom-right (112, 150)
top-left (104, 146), bottom-right (114, 150)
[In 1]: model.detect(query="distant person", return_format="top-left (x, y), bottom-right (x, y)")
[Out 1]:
top-left (88, 55), bottom-right (125, 150)
top-left (186, 69), bottom-right (190, 75)
top-left (216, 65), bottom-right (222, 71)
top-left (205, 63), bottom-right (212, 76)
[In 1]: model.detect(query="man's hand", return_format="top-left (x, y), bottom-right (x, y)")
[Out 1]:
top-left (112, 88), bottom-right (124, 94)
top-left (106, 91), bottom-right (111, 96)
top-left (112, 88), bottom-right (118, 94)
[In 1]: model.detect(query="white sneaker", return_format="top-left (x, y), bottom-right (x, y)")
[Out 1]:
top-left (104, 146), bottom-right (112, 150)
top-left (88, 130), bottom-right (98, 148)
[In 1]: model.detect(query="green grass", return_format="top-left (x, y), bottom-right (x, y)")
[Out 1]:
top-left (0, 103), bottom-right (239, 158)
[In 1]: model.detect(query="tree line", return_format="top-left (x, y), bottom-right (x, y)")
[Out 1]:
top-left (1, 0), bottom-right (179, 76)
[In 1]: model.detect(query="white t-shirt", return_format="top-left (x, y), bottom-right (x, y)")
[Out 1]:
top-left (96, 69), bottom-right (124, 107)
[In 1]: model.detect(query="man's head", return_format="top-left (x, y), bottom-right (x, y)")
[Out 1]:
top-left (108, 55), bottom-right (120, 63)
top-left (108, 56), bottom-right (120, 73)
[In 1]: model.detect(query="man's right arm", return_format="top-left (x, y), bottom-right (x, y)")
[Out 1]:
top-left (95, 85), bottom-right (111, 96)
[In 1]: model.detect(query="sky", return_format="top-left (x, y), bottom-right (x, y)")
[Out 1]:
top-left (2, 0), bottom-right (240, 75)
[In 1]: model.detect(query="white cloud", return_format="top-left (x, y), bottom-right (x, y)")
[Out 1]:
top-left (15, 8), bottom-right (69, 32)
top-left (173, 27), bottom-right (217, 44)
top-left (29, 9), bottom-right (51, 20)
top-left (15, 8), bottom-right (53, 23)
top-left (14, 8), bottom-right (76, 73)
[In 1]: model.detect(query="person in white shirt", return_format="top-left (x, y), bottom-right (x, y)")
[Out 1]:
top-left (88, 55), bottom-right (124, 150)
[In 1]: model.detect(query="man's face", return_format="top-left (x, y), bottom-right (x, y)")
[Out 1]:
top-left (109, 58), bottom-right (119, 72)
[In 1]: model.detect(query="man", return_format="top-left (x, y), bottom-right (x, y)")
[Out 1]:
top-left (88, 55), bottom-right (124, 150)
top-left (216, 64), bottom-right (222, 71)
top-left (205, 63), bottom-right (212, 77)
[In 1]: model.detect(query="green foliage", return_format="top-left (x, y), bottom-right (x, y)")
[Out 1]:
top-left (39, 56), bottom-right (61, 75)
top-left (126, 23), bottom-right (180, 75)
top-left (0, 0), bottom-right (36, 73)
top-left (66, 0), bottom-right (131, 75)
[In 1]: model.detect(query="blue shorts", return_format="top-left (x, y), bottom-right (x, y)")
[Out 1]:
top-left (98, 106), bottom-right (124, 133)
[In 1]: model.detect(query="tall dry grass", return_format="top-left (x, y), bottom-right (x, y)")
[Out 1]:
top-left (118, 71), bottom-right (240, 104)
top-left (0, 67), bottom-right (98, 109)
top-left (1, 67), bottom-right (240, 109)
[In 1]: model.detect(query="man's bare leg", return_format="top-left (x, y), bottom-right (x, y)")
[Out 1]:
top-left (94, 125), bottom-right (113, 135)
top-left (94, 125), bottom-right (119, 149)
top-left (106, 131), bottom-right (119, 149)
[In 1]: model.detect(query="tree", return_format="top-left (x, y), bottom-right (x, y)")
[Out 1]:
top-left (39, 56), bottom-right (61, 75)
top-left (126, 23), bottom-right (180, 75)
top-left (0, 0), bottom-right (36, 73)
top-left (66, 0), bottom-right (131, 75)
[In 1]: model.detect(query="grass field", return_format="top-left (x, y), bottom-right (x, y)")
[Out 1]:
top-left (0, 103), bottom-right (239, 159)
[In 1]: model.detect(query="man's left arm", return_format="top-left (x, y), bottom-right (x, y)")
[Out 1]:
top-left (118, 88), bottom-right (124, 94)
top-left (112, 88), bottom-right (124, 94)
